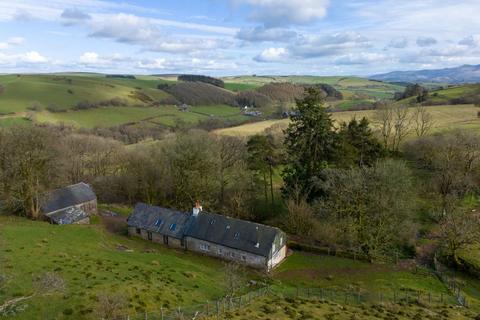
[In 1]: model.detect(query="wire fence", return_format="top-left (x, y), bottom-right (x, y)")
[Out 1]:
top-left (433, 254), bottom-right (469, 307)
top-left (121, 282), bottom-right (463, 320)
top-left (125, 286), bottom-right (269, 320)
top-left (272, 286), bottom-right (460, 307)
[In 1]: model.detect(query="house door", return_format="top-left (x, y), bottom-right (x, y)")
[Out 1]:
top-left (163, 235), bottom-right (168, 245)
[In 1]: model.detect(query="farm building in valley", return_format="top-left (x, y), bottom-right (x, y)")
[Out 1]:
top-left (42, 182), bottom-right (97, 225)
top-left (127, 202), bottom-right (287, 270)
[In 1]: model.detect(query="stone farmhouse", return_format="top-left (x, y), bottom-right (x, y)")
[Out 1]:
top-left (127, 202), bottom-right (287, 271)
top-left (42, 182), bottom-right (97, 225)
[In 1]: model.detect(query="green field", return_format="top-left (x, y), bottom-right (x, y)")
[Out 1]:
top-left (0, 117), bottom-right (31, 127)
top-left (1, 214), bottom-right (474, 319)
top-left (31, 105), bottom-right (248, 128)
top-left (211, 295), bottom-right (477, 320)
top-left (222, 75), bottom-right (405, 100)
top-left (215, 104), bottom-right (480, 136)
top-left (0, 74), bottom-right (172, 114)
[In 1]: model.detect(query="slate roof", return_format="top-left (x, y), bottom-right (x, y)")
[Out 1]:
top-left (127, 203), bottom-right (190, 239)
top-left (42, 183), bottom-right (96, 214)
top-left (185, 211), bottom-right (282, 257)
top-left (46, 206), bottom-right (89, 225)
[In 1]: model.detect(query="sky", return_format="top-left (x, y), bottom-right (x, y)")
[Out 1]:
top-left (0, 0), bottom-right (479, 76)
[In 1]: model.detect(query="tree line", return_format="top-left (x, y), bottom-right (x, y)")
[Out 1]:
top-left (1, 88), bottom-right (479, 269)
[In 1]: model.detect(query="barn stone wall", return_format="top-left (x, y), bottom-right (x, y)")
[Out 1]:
top-left (78, 199), bottom-right (97, 215)
top-left (185, 237), bottom-right (267, 269)
top-left (128, 227), bottom-right (184, 249)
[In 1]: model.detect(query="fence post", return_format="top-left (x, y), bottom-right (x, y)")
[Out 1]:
top-left (206, 300), bottom-right (210, 316)
top-left (161, 307), bottom-right (164, 320)
top-left (144, 311), bottom-right (148, 320)
top-left (216, 300), bottom-right (219, 318)
top-left (441, 293), bottom-right (443, 304)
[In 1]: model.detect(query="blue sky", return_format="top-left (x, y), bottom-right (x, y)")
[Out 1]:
top-left (0, 0), bottom-right (479, 76)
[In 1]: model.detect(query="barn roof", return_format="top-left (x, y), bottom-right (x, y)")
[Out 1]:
top-left (127, 203), bottom-right (190, 239)
top-left (184, 211), bottom-right (282, 257)
top-left (46, 206), bottom-right (88, 225)
top-left (42, 182), bottom-right (96, 214)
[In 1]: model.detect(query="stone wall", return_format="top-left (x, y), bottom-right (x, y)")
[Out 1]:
top-left (128, 227), bottom-right (184, 249)
top-left (185, 237), bottom-right (267, 269)
top-left (79, 199), bottom-right (97, 215)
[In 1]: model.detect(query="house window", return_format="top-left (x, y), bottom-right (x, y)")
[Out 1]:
top-left (272, 243), bottom-right (276, 252)
top-left (169, 223), bottom-right (176, 231)
top-left (234, 232), bottom-right (240, 240)
top-left (241, 255), bottom-right (246, 261)
top-left (155, 219), bottom-right (162, 227)
top-left (218, 248), bottom-right (223, 255)
top-left (136, 228), bottom-right (141, 235)
top-left (209, 219), bottom-right (215, 225)
top-left (147, 232), bottom-right (152, 241)
top-left (229, 252), bottom-right (235, 258)
top-left (200, 244), bottom-right (210, 252)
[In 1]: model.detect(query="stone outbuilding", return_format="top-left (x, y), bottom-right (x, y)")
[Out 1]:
top-left (42, 182), bottom-right (97, 225)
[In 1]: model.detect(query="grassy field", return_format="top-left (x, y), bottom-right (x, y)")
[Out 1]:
top-left (0, 117), bottom-right (31, 127)
top-left (0, 215), bottom-right (243, 319)
top-left (1, 214), bottom-right (472, 319)
top-left (215, 104), bottom-right (480, 136)
top-left (209, 295), bottom-right (477, 320)
top-left (222, 75), bottom-right (405, 100)
top-left (31, 105), bottom-right (247, 128)
top-left (0, 74), bottom-right (172, 114)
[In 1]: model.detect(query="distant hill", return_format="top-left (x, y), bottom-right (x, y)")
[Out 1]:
top-left (370, 64), bottom-right (480, 84)
top-left (396, 83), bottom-right (480, 106)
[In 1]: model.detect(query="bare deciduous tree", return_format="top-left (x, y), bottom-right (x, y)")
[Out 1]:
top-left (375, 104), bottom-right (394, 150)
top-left (35, 272), bottom-right (66, 295)
top-left (95, 293), bottom-right (126, 320)
top-left (412, 104), bottom-right (434, 137)
top-left (391, 105), bottom-right (412, 152)
top-left (224, 262), bottom-right (244, 298)
top-left (285, 190), bottom-right (316, 237)
top-left (438, 204), bottom-right (480, 266)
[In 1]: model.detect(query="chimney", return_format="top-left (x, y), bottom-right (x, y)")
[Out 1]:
top-left (192, 200), bottom-right (202, 217)
top-left (254, 226), bottom-right (260, 248)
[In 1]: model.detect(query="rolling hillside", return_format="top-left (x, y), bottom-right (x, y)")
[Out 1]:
top-left (215, 104), bottom-right (480, 136)
top-left (0, 73), bottom-right (406, 130)
top-left (397, 84), bottom-right (480, 106)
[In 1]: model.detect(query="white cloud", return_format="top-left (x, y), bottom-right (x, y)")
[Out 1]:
top-left (459, 35), bottom-right (480, 48)
top-left (335, 53), bottom-right (389, 65)
top-left (416, 37), bottom-right (437, 47)
top-left (0, 37), bottom-right (25, 50)
top-left (254, 47), bottom-right (289, 62)
top-left (88, 13), bottom-right (230, 54)
top-left (290, 32), bottom-right (371, 58)
top-left (0, 51), bottom-right (48, 65)
top-left (237, 26), bottom-right (297, 42)
top-left (61, 8), bottom-right (91, 26)
top-left (386, 37), bottom-right (408, 49)
top-left (79, 52), bottom-right (100, 64)
top-left (236, 0), bottom-right (330, 27)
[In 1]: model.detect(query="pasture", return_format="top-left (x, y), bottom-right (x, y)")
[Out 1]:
top-left (215, 104), bottom-right (480, 136)
top-left (0, 74), bottom-right (172, 114)
top-left (32, 105), bottom-right (247, 128)
top-left (1, 215), bottom-right (473, 319)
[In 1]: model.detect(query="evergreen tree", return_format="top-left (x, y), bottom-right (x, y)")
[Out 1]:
top-left (337, 117), bottom-right (385, 167)
top-left (282, 88), bottom-right (338, 200)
